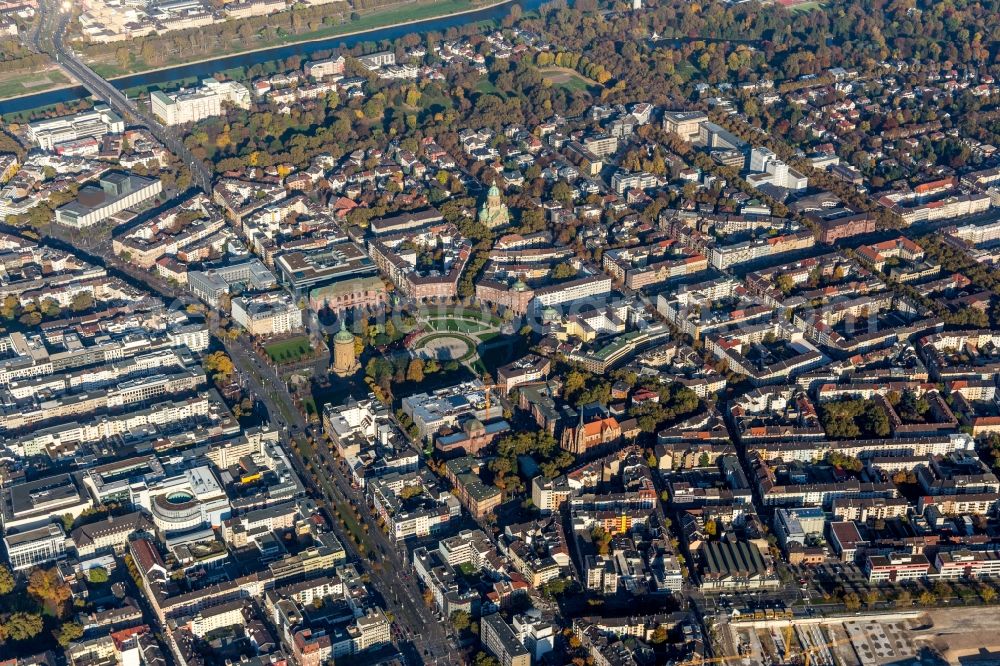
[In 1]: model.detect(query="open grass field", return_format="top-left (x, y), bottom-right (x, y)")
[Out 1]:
top-left (302, 395), bottom-right (319, 419)
top-left (675, 61), bottom-right (698, 81)
top-left (427, 318), bottom-right (490, 333)
top-left (264, 335), bottom-right (312, 363)
top-left (539, 66), bottom-right (598, 92)
top-left (417, 305), bottom-right (501, 326)
top-left (418, 90), bottom-right (455, 112)
top-left (475, 79), bottom-right (498, 94)
top-left (446, 306), bottom-right (501, 326)
top-left (0, 69), bottom-right (71, 101)
top-left (788, 1), bottom-right (824, 12)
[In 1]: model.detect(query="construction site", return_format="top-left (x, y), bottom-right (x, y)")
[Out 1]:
top-left (716, 607), bottom-right (1000, 666)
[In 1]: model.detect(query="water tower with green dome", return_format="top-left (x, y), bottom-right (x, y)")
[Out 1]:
top-left (332, 320), bottom-right (359, 377)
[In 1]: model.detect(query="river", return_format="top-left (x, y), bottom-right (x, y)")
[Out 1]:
top-left (0, 0), bottom-right (545, 116)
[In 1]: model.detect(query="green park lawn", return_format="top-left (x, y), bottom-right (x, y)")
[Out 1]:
top-left (0, 70), bottom-right (71, 102)
top-left (539, 66), bottom-right (598, 92)
top-left (264, 335), bottom-right (312, 363)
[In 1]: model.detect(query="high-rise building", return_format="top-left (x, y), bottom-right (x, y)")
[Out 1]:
top-left (482, 613), bottom-right (531, 666)
top-left (150, 79), bottom-right (251, 126)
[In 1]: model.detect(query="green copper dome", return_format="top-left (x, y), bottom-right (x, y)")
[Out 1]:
top-left (334, 320), bottom-right (354, 343)
top-left (488, 182), bottom-right (500, 197)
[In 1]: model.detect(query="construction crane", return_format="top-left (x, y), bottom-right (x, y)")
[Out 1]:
top-left (797, 637), bottom-right (852, 666)
top-left (686, 651), bottom-right (757, 665)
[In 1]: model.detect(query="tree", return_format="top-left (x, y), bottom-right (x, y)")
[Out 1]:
top-left (563, 370), bottom-right (588, 400)
top-left (204, 351), bottom-right (235, 382)
top-left (55, 621), bottom-right (83, 647)
top-left (406, 358), bottom-right (425, 382)
top-left (39, 298), bottom-right (60, 319)
top-left (473, 652), bottom-right (499, 666)
top-left (363, 96), bottom-right (385, 119)
top-left (775, 273), bottom-right (795, 295)
top-left (591, 526), bottom-right (612, 555)
top-left (551, 180), bottom-right (573, 204)
top-left (88, 567), bottom-right (109, 584)
top-left (0, 565), bottom-right (13, 595)
top-left (542, 578), bottom-right (571, 598)
top-left (826, 451), bottom-right (863, 473)
top-left (895, 589), bottom-right (912, 608)
top-left (843, 592), bottom-right (862, 611)
top-left (0, 295), bottom-right (19, 321)
top-left (981, 585), bottom-right (997, 604)
top-left (27, 568), bottom-right (71, 614)
top-left (115, 47), bottom-right (130, 70)
top-left (18, 310), bottom-right (41, 327)
top-left (365, 357), bottom-right (392, 382)
top-left (399, 484), bottom-right (423, 500)
top-left (919, 591), bottom-right (936, 606)
top-left (70, 292), bottom-right (94, 312)
top-left (551, 263), bottom-right (577, 280)
top-left (0, 612), bottom-right (43, 642)
top-left (821, 398), bottom-right (890, 440)
top-left (450, 610), bottom-right (471, 633)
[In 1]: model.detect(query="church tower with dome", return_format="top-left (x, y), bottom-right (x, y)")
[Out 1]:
top-left (478, 182), bottom-right (510, 229)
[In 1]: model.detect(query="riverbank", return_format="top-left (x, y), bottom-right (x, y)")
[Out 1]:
top-left (89, 0), bottom-right (513, 81)
top-left (0, 0), bottom-right (538, 115)
top-left (0, 67), bottom-right (73, 103)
